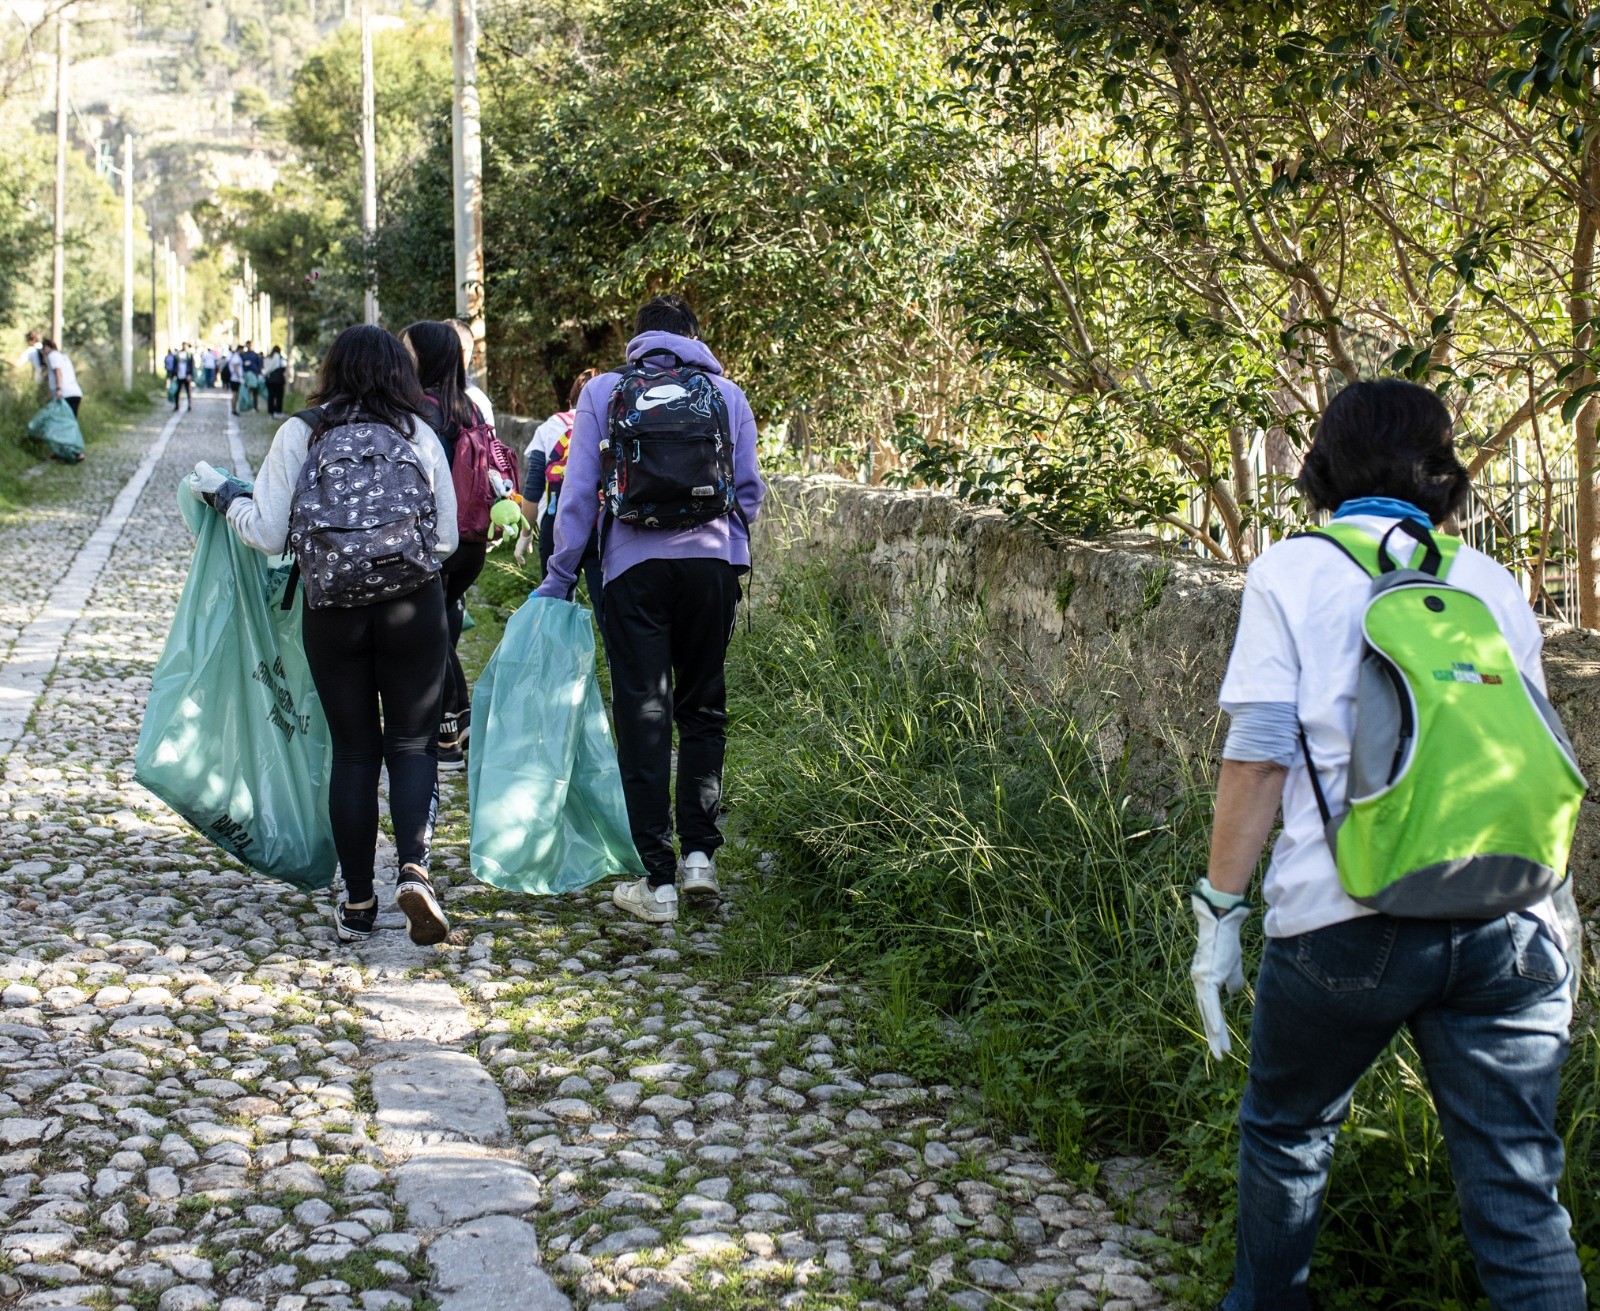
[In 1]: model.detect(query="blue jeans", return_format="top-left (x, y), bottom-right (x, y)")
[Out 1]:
top-left (1224, 913), bottom-right (1582, 1311)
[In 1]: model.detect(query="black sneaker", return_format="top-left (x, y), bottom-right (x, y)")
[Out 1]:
top-left (396, 864), bottom-right (450, 946)
top-left (334, 900), bottom-right (379, 943)
top-left (437, 739), bottom-right (465, 771)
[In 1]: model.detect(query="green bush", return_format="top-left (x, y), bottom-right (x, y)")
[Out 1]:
top-left (722, 561), bottom-right (1600, 1308)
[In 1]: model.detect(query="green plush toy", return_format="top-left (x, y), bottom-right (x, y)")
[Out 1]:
top-left (490, 494), bottom-right (531, 542)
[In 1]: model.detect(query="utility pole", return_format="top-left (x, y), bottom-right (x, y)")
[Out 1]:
top-left (121, 136), bottom-right (134, 391)
top-left (52, 17), bottom-right (68, 346)
top-left (360, 0), bottom-right (379, 325)
top-left (149, 228), bottom-right (157, 375)
top-left (451, 0), bottom-right (485, 373)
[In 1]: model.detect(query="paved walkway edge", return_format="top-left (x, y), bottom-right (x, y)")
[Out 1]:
top-left (0, 405), bottom-right (187, 756)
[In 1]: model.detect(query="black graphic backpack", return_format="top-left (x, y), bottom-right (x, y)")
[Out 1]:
top-left (601, 353), bottom-right (743, 531)
top-left (286, 406), bottom-right (440, 610)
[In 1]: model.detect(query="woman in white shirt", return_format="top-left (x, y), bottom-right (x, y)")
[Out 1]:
top-left (40, 338), bottom-right (83, 415)
top-left (189, 325), bottom-right (456, 949)
top-left (1197, 379), bottom-right (1584, 1309)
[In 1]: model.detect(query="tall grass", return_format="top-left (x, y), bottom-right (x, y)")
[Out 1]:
top-left (722, 561), bottom-right (1600, 1308)
top-left (0, 370), bottom-right (155, 511)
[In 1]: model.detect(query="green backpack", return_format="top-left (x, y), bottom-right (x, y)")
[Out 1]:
top-left (1301, 519), bottom-right (1586, 917)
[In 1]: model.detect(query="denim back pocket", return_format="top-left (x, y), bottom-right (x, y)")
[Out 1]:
top-left (1294, 916), bottom-right (1400, 992)
top-left (1507, 912), bottom-right (1566, 985)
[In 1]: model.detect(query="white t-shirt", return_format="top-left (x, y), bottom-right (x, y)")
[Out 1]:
top-left (201, 350), bottom-right (217, 369)
top-left (1219, 515), bottom-right (1556, 939)
top-left (48, 350), bottom-right (81, 399)
top-left (466, 384), bottom-right (494, 429)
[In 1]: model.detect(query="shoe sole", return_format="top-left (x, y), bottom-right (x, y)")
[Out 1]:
top-left (396, 883), bottom-right (450, 945)
top-left (680, 877), bottom-right (719, 898)
top-left (437, 758), bottom-right (466, 773)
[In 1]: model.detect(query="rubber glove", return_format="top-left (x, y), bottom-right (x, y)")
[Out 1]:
top-left (190, 461), bottom-right (229, 508)
top-left (513, 529), bottom-right (533, 565)
top-left (1191, 877), bottom-right (1251, 1057)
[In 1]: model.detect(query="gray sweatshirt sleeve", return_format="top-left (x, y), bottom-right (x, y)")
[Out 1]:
top-left (226, 417), bottom-right (310, 555)
top-left (1222, 701), bottom-right (1300, 766)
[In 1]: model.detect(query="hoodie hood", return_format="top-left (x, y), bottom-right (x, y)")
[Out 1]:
top-left (625, 331), bottom-right (723, 376)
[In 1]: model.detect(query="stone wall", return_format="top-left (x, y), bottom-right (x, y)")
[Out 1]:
top-left (754, 474), bottom-right (1600, 907)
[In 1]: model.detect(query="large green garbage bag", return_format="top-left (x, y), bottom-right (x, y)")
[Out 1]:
top-left (135, 476), bottom-right (336, 888)
top-left (468, 596), bottom-right (641, 894)
top-left (237, 372), bottom-right (257, 413)
top-left (26, 399), bottom-right (84, 461)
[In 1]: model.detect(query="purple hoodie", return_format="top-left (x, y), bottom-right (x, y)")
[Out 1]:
top-left (535, 331), bottom-right (767, 597)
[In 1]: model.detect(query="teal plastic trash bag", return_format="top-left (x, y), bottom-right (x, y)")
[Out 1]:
top-left (237, 374), bottom-right (257, 412)
top-left (469, 596), bottom-right (640, 894)
top-left (135, 476), bottom-right (336, 889)
top-left (26, 399), bottom-right (84, 461)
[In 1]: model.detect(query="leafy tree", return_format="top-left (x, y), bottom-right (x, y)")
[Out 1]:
top-left (478, 0), bottom-right (987, 427)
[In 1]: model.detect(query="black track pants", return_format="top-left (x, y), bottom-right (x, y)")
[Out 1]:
top-left (440, 542), bottom-right (488, 724)
top-left (603, 558), bottom-right (741, 886)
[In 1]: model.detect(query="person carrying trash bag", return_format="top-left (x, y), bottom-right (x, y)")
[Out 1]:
top-left (534, 294), bottom-right (766, 923)
top-left (189, 324), bottom-right (459, 947)
top-left (135, 475), bottom-right (337, 888)
top-left (1194, 378), bottom-right (1588, 1311)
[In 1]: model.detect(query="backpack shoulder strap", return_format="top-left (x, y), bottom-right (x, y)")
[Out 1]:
top-left (1293, 521), bottom-right (1461, 580)
top-left (292, 405), bottom-right (337, 444)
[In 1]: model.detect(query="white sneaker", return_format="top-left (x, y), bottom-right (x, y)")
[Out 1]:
top-left (680, 852), bottom-right (720, 898)
top-left (613, 876), bottom-right (678, 923)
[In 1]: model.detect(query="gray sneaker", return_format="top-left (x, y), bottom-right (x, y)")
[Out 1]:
top-left (679, 852), bottom-right (719, 898)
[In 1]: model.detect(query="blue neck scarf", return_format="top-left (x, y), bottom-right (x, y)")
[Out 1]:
top-left (1333, 496), bottom-right (1434, 528)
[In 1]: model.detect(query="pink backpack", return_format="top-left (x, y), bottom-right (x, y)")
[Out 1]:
top-left (451, 403), bottom-right (522, 543)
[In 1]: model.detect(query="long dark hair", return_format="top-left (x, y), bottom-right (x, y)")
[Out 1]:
top-left (402, 320), bottom-right (474, 434)
top-left (1297, 379), bottom-right (1470, 524)
top-left (308, 324), bottom-right (429, 438)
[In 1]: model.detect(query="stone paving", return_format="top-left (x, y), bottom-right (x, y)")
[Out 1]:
top-left (0, 394), bottom-right (1178, 1311)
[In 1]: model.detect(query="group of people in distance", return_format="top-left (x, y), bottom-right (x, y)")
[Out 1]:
top-left (166, 341), bottom-right (288, 416)
top-left (170, 293), bottom-right (1584, 1311)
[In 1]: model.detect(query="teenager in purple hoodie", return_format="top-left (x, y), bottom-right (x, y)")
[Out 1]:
top-left (535, 295), bottom-right (766, 923)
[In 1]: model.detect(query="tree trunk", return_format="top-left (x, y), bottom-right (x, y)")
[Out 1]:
top-left (285, 305), bottom-right (296, 385)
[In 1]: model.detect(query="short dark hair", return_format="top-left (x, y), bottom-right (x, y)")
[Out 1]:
top-left (634, 294), bottom-right (700, 339)
top-left (1296, 379), bottom-right (1470, 524)
top-left (308, 324), bottom-right (430, 438)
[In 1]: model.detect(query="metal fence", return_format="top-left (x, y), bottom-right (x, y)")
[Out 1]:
top-left (1170, 438), bottom-right (1580, 619)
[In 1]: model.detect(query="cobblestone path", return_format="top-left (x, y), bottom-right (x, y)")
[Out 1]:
top-left (0, 394), bottom-right (1176, 1311)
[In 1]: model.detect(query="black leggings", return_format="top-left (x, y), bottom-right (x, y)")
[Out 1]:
top-left (301, 578), bottom-right (447, 904)
top-left (64, 396), bottom-right (80, 416)
top-left (440, 542), bottom-right (488, 723)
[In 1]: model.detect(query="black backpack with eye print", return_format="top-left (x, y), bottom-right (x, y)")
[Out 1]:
top-left (287, 406), bottom-right (440, 610)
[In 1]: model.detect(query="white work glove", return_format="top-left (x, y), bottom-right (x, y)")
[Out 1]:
top-left (513, 530), bottom-right (533, 565)
top-left (190, 461), bottom-right (228, 504)
top-left (1191, 878), bottom-right (1251, 1057)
